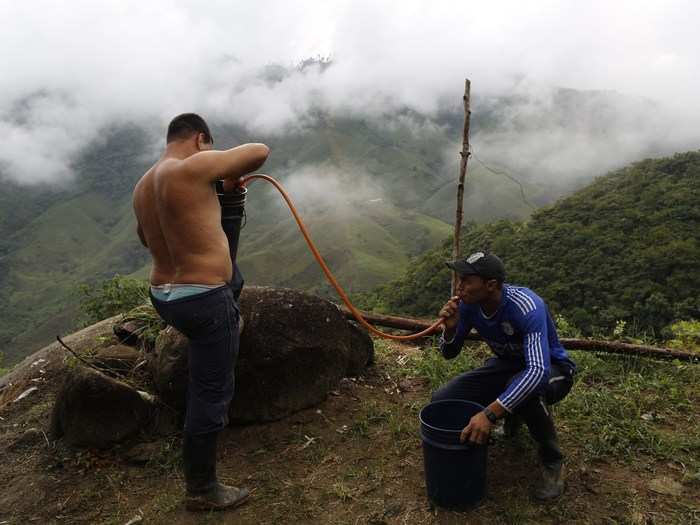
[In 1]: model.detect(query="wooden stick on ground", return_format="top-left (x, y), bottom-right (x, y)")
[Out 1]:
top-left (338, 306), bottom-right (699, 362)
top-left (56, 336), bottom-right (100, 370)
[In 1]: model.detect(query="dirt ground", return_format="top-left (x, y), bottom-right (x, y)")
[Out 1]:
top-left (1, 338), bottom-right (698, 525)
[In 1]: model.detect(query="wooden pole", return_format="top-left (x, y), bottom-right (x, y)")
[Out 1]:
top-left (338, 306), bottom-right (700, 362)
top-left (452, 79), bottom-right (472, 296)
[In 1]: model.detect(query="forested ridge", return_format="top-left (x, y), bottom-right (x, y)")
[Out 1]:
top-left (361, 151), bottom-right (700, 337)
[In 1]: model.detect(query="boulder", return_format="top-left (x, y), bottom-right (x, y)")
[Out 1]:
top-left (50, 367), bottom-right (154, 448)
top-left (150, 286), bottom-right (374, 423)
top-left (346, 321), bottom-right (375, 376)
top-left (0, 315), bottom-right (122, 394)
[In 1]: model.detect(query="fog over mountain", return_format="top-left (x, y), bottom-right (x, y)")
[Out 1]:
top-left (1, 0), bottom-right (699, 186)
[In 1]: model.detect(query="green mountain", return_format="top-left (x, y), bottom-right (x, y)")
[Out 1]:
top-left (0, 127), bottom-right (154, 364)
top-left (362, 151), bottom-right (700, 337)
top-left (0, 88), bottom-right (685, 365)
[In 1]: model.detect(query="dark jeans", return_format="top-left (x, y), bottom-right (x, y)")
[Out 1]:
top-left (432, 357), bottom-right (575, 465)
top-left (150, 284), bottom-right (240, 435)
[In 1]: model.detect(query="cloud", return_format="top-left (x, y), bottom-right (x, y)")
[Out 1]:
top-left (467, 89), bottom-right (698, 187)
top-left (270, 162), bottom-right (386, 217)
top-left (1, 0), bottom-right (699, 184)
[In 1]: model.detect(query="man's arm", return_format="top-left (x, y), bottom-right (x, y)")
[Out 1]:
top-left (496, 306), bottom-right (550, 413)
top-left (181, 143), bottom-right (270, 184)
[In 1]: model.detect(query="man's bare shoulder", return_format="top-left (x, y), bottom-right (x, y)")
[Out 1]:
top-left (153, 157), bottom-right (184, 178)
top-left (153, 156), bottom-right (213, 186)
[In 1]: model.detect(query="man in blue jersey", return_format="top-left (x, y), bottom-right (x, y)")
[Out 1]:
top-left (434, 251), bottom-right (576, 500)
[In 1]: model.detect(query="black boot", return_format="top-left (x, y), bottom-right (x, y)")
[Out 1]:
top-left (519, 396), bottom-right (565, 501)
top-left (534, 461), bottom-right (565, 501)
top-left (182, 431), bottom-right (250, 511)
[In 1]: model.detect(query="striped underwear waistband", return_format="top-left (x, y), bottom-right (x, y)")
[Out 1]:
top-left (150, 282), bottom-right (226, 302)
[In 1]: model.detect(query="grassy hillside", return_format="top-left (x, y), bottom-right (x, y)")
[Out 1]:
top-left (0, 128), bottom-right (153, 364)
top-left (237, 200), bottom-right (451, 294)
top-left (362, 151), bottom-right (700, 337)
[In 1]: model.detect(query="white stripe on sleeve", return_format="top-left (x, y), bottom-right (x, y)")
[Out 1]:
top-left (499, 331), bottom-right (545, 409)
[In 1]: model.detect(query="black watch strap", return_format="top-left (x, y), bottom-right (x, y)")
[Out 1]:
top-left (483, 407), bottom-right (498, 424)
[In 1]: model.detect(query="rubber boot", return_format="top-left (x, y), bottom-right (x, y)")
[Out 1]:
top-left (534, 461), bottom-right (565, 501)
top-left (183, 432), bottom-right (250, 511)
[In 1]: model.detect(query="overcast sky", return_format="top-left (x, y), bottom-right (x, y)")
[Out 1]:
top-left (1, 0), bottom-right (699, 184)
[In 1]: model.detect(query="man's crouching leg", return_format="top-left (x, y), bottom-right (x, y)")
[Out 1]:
top-left (183, 431), bottom-right (249, 511)
top-left (518, 396), bottom-right (565, 501)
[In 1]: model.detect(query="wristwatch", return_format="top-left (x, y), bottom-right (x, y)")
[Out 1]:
top-left (483, 407), bottom-right (499, 424)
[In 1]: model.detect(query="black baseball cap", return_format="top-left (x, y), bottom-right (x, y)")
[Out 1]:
top-left (446, 252), bottom-right (506, 282)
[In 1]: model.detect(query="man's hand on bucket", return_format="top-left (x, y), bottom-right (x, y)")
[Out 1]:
top-left (460, 412), bottom-right (493, 444)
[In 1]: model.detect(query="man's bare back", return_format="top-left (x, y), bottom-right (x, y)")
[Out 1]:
top-left (133, 134), bottom-right (269, 286)
top-left (134, 159), bottom-right (233, 285)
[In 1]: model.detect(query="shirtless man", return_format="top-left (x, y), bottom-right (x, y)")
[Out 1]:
top-left (133, 113), bottom-right (269, 511)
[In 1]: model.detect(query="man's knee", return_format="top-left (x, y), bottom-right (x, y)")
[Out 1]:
top-left (543, 363), bottom-right (575, 405)
top-left (545, 377), bottom-right (573, 406)
top-left (431, 365), bottom-right (507, 405)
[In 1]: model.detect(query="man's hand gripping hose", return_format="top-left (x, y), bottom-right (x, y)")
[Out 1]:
top-left (239, 174), bottom-right (445, 340)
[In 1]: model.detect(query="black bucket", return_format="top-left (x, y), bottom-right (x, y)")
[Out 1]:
top-left (216, 180), bottom-right (247, 265)
top-left (419, 400), bottom-right (488, 509)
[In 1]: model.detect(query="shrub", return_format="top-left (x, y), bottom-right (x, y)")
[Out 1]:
top-left (78, 274), bottom-right (149, 325)
top-left (665, 319), bottom-right (700, 352)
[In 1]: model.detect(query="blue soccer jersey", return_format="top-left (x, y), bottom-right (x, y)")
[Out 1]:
top-left (439, 284), bottom-right (576, 412)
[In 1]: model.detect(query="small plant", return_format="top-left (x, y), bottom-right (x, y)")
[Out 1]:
top-left (387, 407), bottom-right (415, 442)
top-left (555, 314), bottom-right (581, 338)
top-left (349, 419), bottom-right (369, 438)
top-left (613, 319), bottom-right (627, 339)
top-left (121, 304), bottom-right (165, 348)
top-left (330, 482), bottom-right (356, 501)
top-left (147, 437), bottom-right (182, 473)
